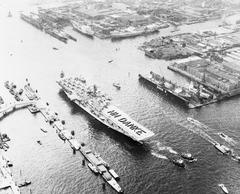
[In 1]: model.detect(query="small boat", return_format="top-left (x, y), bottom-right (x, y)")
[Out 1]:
top-left (37, 140), bottom-right (42, 145)
top-left (103, 172), bottom-right (123, 193)
top-left (60, 71), bottom-right (65, 78)
top-left (18, 89), bottom-right (23, 95)
top-left (52, 47), bottom-right (58, 50)
top-left (181, 152), bottom-right (197, 162)
top-left (87, 163), bottom-right (98, 174)
top-left (218, 184), bottom-right (229, 194)
top-left (19, 180), bottom-right (31, 187)
top-left (14, 95), bottom-right (21, 101)
top-left (58, 132), bottom-right (66, 141)
top-left (113, 83), bottom-right (121, 89)
top-left (218, 132), bottom-right (236, 145)
top-left (109, 169), bottom-right (119, 180)
top-left (170, 158), bottom-right (185, 168)
top-left (40, 128), bottom-right (48, 133)
top-left (214, 143), bottom-right (231, 155)
top-left (108, 60), bottom-right (113, 63)
top-left (188, 158), bottom-right (197, 163)
top-left (7, 160), bottom-right (13, 167)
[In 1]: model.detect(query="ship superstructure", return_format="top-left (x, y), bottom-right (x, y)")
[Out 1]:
top-left (57, 77), bottom-right (155, 143)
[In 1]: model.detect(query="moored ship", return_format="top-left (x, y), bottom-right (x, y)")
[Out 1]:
top-left (71, 21), bottom-right (94, 38)
top-left (57, 77), bottom-right (155, 144)
top-left (20, 13), bottom-right (43, 30)
top-left (110, 27), bottom-right (143, 39)
top-left (139, 71), bottom-right (215, 108)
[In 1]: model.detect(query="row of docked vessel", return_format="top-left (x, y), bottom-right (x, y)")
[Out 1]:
top-left (20, 13), bottom-right (76, 43)
top-left (6, 81), bottom-right (123, 193)
top-left (20, 13), bottom-right (43, 30)
top-left (139, 71), bottom-right (214, 108)
top-left (57, 76), bottom-right (155, 144)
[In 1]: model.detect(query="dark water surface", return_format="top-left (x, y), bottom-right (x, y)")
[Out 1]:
top-left (1, 2), bottom-right (240, 194)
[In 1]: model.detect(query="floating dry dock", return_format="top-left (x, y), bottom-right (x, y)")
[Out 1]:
top-left (139, 71), bottom-right (217, 108)
top-left (57, 77), bottom-right (155, 143)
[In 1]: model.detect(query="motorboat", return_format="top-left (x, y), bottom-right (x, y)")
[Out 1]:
top-left (113, 83), bottom-right (121, 89)
top-left (37, 140), bottom-right (42, 145)
top-left (218, 184), bottom-right (229, 194)
top-left (40, 128), bottom-right (48, 133)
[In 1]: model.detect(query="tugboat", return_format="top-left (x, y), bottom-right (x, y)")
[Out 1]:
top-left (87, 163), bottom-right (99, 174)
top-left (170, 158), bottom-right (185, 168)
top-left (113, 83), bottom-right (121, 89)
top-left (218, 184), bottom-right (229, 194)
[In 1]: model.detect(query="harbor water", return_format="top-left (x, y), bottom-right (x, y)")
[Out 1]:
top-left (1, 1), bottom-right (240, 194)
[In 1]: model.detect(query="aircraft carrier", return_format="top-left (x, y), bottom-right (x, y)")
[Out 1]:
top-left (57, 77), bottom-right (155, 144)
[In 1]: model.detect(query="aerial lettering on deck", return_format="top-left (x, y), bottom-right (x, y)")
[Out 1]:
top-left (107, 110), bottom-right (146, 136)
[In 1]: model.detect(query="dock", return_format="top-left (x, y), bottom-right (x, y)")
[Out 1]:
top-left (0, 154), bottom-right (20, 194)
top-left (4, 81), bottom-right (123, 193)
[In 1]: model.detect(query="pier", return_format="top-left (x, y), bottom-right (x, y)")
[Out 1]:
top-left (4, 81), bottom-right (123, 193)
top-left (0, 101), bottom-right (36, 118)
top-left (0, 153), bottom-right (20, 194)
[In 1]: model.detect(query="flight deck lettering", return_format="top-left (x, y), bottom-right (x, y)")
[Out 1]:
top-left (107, 110), bottom-right (146, 135)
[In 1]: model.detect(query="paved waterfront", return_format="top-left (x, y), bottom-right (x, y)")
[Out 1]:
top-left (1, 1), bottom-right (240, 194)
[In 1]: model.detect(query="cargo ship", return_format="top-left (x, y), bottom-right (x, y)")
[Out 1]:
top-left (44, 28), bottom-right (68, 43)
top-left (71, 21), bottom-right (94, 38)
top-left (20, 13), bottom-right (43, 30)
top-left (110, 27), bottom-right (143, 39)
top-left (57, 77), bottom-right (155, 143)
top-left (139, 71), bottom-right (215, 108)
